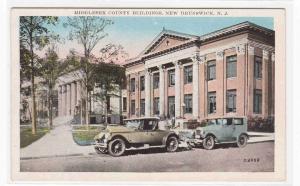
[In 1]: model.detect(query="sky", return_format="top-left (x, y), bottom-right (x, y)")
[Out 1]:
top-left (38, 16), bottom-right (273, 61)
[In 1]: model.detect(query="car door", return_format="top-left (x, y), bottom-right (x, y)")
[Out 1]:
top-left (146, 120), bottom-right (167, 145)
top-left (127, 120), bottom-right (149, 144)
top-left (221, 118), bottom-right (236, 141)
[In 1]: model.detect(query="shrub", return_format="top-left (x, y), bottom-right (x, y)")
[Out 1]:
top-left (247, 115), bottom-right (274, 132)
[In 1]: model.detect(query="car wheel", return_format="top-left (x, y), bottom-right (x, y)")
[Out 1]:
top-left (237, 134), bottom-right (248, 148)
top-left (94, 147), bottom-right (107, 154)
top-left (108, 138), bottom-right (126, 157)
top-left (203, 135), bottom-right (215, 150)
top-left (166, 136), bottom-right (179, 152)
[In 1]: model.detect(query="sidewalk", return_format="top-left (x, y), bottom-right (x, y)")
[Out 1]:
top-left (20, 116), bottom-right (95, 159)
top-left (248, 132), bottom-right (274, 143)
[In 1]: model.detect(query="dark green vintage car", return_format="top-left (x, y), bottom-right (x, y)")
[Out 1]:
top-left (94, 117), bottom-right (179, 156)
top-left (186, 117), bottom-right (249, 150)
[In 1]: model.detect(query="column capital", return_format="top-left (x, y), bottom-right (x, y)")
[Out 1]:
top-left (216, 50), bottom-right (224, 60)
top-left (263, 50), bottom-right (269, 59)
top-left (235, 44), bottom-right (246, 55)
top-left (173, 61), bottom-right (182, 68)
top-left (157, 64), bottom-right (166, 71)
top-left (248, 45), bottom-right (255, 55)
top-left (271, 52), bottom-right (275, 63)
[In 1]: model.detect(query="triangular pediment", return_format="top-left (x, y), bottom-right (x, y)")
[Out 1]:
top-left (141, 29), bottom-right (198, 55)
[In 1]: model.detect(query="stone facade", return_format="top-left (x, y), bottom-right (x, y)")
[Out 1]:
top-left (56, 70), bottom-right (125, 122)
top-left (124, 22), bottom-right (275, 123)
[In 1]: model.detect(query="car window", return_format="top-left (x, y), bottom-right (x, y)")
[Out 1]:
top-left (207, 119), bottom-right (216, 126)
top-left (125, 120), bottom-right (140, 129)
top-left (233, 118), bottom-right (243, 125)
top-left (143, 120), bottom-right (155, 130)
top-left (216, 119), bottom-right (223, 125)
top-left (226, 119), bottom-right (233, 125)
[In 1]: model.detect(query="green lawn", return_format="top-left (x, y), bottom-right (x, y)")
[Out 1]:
top-left (20, 127), bottom-right (49, 148)
top-left (72, 126), bottom-right (101, 145)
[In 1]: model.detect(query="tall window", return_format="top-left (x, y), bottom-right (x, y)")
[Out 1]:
top-left (122, 97), bottom-right (127, 111)
top-left (131, 100), bottom-right (135, 115)
top-left (130, 78), bottom-right (135, 92)
top-left (168, 69), bottom-right (175, 87)
top-left (168, 96), bottom-right (175, 118)
top-left (254, 56), bottom-right (262, 79)
top-left (153, 73), bottom-right (159, 89)
top-left (184, 65), bottom-right (193, 84)
top-left (254, 89), bottom-right (262, 114)
top-left (153, 97), bottom-right (160, 115)
top-left (226, 55), bottom-right (237, 78)
top-left (226, 89), bottom-right (237, 113)
top-left (207, 60), bottom-right (216, 80)
top-left (208, 92), bottom-right (216, 114)
top-left (184, 94), bottom-right (193, 113)
top-left (140, 76), bottom-right (145, 91)
top-left (140, 99), bottom-right (145, 116)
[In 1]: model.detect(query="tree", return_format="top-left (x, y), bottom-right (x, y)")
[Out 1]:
top-left (20, 16), bottom-right (58, 134)
top-left (40, 46), bottom-right (68, 128)
top-left (64, 16), bottom-right (113, 125)
top-left (92, 62), bottom-right (126, 123)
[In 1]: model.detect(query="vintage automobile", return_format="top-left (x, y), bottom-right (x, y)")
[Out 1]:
top-left (187, 117), bottom-right (249, 150)
top-left (94, 117), bottom-right (179, 156)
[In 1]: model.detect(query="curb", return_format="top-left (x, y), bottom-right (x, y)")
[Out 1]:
top-left (21, 153), bottom-right (84, 160)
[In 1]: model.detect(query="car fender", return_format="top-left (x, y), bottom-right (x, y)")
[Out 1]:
top-left (162, 132), bottom-right (179, 146)
top-left (239, 132), bottom-right (249, 139)
top-left (109, 134), bottom-right (130, 147)
top-left (204, 133), bottom-right (217, 141)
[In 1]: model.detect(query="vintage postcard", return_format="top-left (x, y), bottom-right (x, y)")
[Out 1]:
top-left (11, 7), bottom-right (286, 182)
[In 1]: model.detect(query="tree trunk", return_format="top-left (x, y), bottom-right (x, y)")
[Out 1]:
top-left (80, 100), bottom-right (83, 125)
top-left (105, 97), bottom-right (108, 124)
top-left (119, 84), bottom-right (122, 124)
top-left (31, 75), bottom-right (37, 135)
top-left (48, 88), bottom-right (53, 129)
top-left (30, 33), bottom-right (37, 135)
top-left (85, 80), bottom-right (89, 127)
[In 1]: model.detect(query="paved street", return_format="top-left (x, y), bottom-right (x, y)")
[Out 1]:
top-left (21, 141), bottom-right (274, 172)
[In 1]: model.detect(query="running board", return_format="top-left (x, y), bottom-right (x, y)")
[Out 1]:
top-left (126, 145), bottom-right (165, 150)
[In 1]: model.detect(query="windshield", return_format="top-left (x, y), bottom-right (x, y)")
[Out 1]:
top-left (125, 120), bottom-right (140, 129)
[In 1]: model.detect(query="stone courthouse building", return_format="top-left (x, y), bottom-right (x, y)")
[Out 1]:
top-left (123, 21), bottom-right (275, 123)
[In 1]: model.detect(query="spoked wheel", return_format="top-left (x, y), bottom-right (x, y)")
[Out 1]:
top-left (166, 136), bottom-right (179, 152)
top-left (203, 135), bottom-right (215, 150)
top-left (237, 134), bottom-right (248, 148)
top-left (94, 147), bottom-right (107, 154)
top-left (108, 138), bottom-right (126, 157)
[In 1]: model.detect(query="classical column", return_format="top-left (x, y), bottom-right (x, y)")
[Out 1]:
top-left (158, 65), bottom-right (165, 118)
top-left (271, 52), bottom-right (275, 115)
top-left (66, 84), bottom-right (71, 115)
top-left (71, 82), bottom-right (76, 116)
top-left (126, 75), bottom-right (130, 117)
top-left (61, 85), bottom-right (66, 116)
top-left (58, 86), bottom-right (62, 116)
top-left (174, 61), bottom-right (181, 118)
top-left (247, 46), bottom-right (255, 114)
top-left (192, 55), bottom-right (201, 120)
top-left (236, 44), bottom-right (246, 116)
top-left (76, 81), bottom-right (81, 105)
top-left (262, 50), bottom-right (269, 116)
top-left (145, 69), bottom-right (151, 117)
top-left (216, 50), bottom-right (225, 116)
